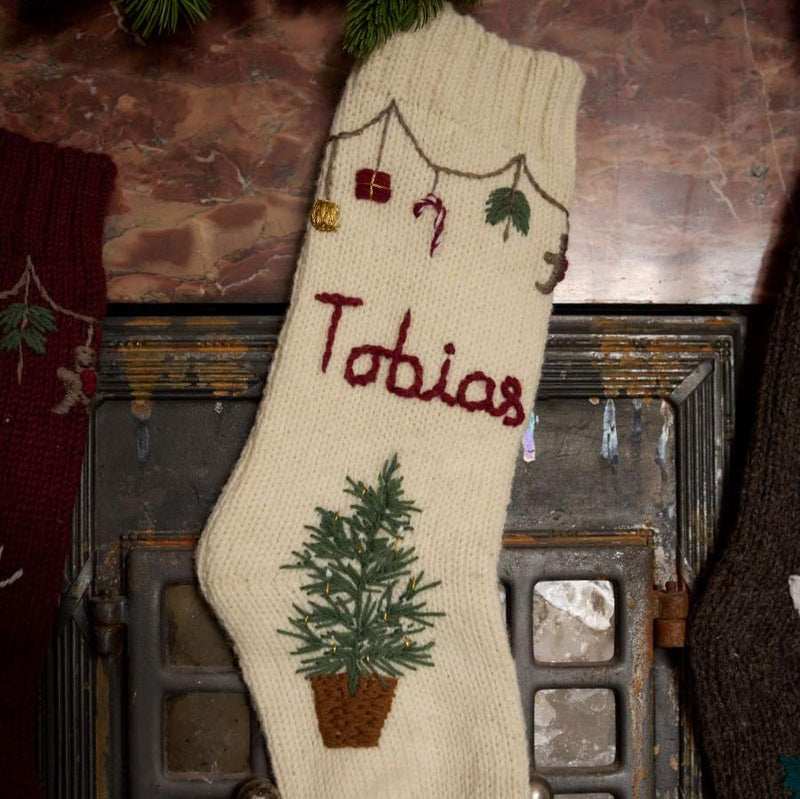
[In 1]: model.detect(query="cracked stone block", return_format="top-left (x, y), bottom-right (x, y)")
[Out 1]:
top-left (534, 688), bottom-right (616, 769)
top-left (533, 580), bottom-right (615, 663)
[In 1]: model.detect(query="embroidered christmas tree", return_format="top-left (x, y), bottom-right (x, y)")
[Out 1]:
top-left (279, 454), bottom-right (443, 747)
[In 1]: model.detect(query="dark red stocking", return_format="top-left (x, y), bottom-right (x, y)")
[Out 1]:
top-left (0, 129), bottom-right (116, 799)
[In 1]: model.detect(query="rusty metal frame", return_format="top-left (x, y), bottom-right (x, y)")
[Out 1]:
top-left (500, 533), bottom-right (654, 798)
top-left (38, 312), bottom-right (741, 799)
top-left (126, 541), bottom-right (270, 799)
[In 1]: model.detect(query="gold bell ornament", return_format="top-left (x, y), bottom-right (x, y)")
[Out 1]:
top-left (310, 199), bottom-right (340, 232)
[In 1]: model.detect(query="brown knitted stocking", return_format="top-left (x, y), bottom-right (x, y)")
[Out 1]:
top-left (0, 130), bottom-right (116, 799)
top-left (690, 247), bottom-right (800, 798)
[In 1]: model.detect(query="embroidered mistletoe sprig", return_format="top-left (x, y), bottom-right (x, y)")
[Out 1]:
top-left (279, 455), bottom-right (444, 697)
top-left (783, 757), bottom-right (800, 799)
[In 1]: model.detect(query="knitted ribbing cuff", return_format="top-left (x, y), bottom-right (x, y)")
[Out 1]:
top-left (0, 129), bottom-right (117, 320)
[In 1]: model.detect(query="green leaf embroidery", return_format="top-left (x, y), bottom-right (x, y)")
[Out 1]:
top-left (783, 757), bottom-right (800, 798)
top-left (0, 329), bottom-right (21, 352)
top-left (485, 187), bottom-right (531, 238)
top-left (0, 301), bottom-right (57, 356)
top-left (28, 305), bottom-right (58, 332)
top-left (278, 455), bottom-right (444, 696)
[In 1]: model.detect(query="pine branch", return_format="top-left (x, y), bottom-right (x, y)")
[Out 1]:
top-left (343, 0), bottom-right (484, 60)
top-left (279, 455), bottom-right (443, 694)
top-left (119, 0), bottom-right (212, 39)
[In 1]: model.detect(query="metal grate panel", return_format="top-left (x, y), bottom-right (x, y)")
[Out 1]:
top-left (500, 534), bottom-right (653, 798)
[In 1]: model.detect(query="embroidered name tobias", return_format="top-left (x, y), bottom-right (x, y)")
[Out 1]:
top-left (315, 292), bottom-right (526, 428)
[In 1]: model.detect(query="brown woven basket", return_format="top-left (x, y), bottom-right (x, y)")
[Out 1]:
top-left (310, 673), bottom-right (398, 748)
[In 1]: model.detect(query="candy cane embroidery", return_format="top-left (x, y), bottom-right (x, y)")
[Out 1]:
top-left (0, 546), bottom-right (23, 590)
top-left (413, 194), bottom-right (447, 256)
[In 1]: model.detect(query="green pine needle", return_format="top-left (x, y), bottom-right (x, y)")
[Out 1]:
top-left (117, 0), bottom-right (482, 50)
top-left (344, 0), bottom-right (484, 59)
top-left (120, 0), bottom-right (212, 39)
top-left (279, 455), bottom-right (444, 695)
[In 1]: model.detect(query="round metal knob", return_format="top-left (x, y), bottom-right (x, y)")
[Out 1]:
top-left (236, 778), bottom-right (280, 799)
top-left (530, 774), bottom-right (554, 799)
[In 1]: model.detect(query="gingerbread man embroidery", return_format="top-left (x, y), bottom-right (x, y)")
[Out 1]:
top-left (52, 345), bottom-right (98, 415)
top-left (536, 232), bottom-right (570, 295)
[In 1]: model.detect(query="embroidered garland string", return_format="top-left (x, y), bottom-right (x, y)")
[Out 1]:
top-left (325, 99), bottom-right (569, 217)
top-left (318, 98), bottom-right (571, 292)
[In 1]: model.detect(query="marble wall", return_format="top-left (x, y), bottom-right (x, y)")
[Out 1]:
top-left (0, 0), bottom-right (796, 303)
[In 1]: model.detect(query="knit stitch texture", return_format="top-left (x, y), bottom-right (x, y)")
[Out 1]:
top-left (0, 129), bottom-right (116, 799)
top-left (690, 246), bottom-right (800, 797)
top-left (197, 7), bottom-right (584, 798)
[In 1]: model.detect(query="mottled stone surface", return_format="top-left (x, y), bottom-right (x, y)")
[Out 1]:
top-left (534, 687), bottom-right (617, 768)
top-left (0, 0), bottom-right (796, 303)
top-left (533, 580), bottom-right (616, 663)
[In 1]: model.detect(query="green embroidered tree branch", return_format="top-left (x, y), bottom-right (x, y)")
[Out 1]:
top-left (279, 455), bottom-right (444, 696)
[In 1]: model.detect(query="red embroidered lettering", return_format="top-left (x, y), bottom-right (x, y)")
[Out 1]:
top-left (455, 372), bottom-right (497, 413)
top-left (315, 292), bottom-right (364, 373)
top-left (345, 344), bottom-right (385, 386)
top-left (419, 343), bottom-right (456, 405)
top-left (494, 376), bottom-right (525, 427)
top-left (386, 311), bottom-right (424, 399)
top-left (316, 295), bottom-right (526, 428)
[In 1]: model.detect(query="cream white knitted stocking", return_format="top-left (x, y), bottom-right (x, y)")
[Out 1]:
top-left (197, 8), bottom-right (583, 798)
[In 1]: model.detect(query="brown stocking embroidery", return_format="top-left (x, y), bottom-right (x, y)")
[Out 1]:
top-left (536, 233), bottom-right (570, 295)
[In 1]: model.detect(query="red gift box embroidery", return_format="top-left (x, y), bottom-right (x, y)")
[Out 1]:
top-left (355, 169), bottom-right (392, 204)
